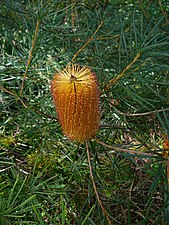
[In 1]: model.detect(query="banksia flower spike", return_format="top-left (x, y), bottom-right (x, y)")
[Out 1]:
top-left (51, 64), bottom-right (100, 143)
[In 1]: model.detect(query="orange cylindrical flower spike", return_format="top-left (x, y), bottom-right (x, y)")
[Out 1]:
top-left (51, 64), bottom-right (100, 143)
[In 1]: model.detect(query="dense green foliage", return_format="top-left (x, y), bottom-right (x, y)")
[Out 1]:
top-left (0, 0), bottom-right (169, 224)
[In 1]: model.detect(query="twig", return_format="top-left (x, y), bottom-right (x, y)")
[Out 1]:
top-left (95, 138), bottom-right (154, 157)
top-left (20, 19), bottom-right (40, 95)
top-left (158, 0), bottom-right (169, 24)
top-left (1, 86), bottom-right (56, 120)
top-left (103, 51), bottom-right (141, 93)
top-left (71, 21), bottom-right (104, 62)
top-left (111, 106), bottom-right (169, 117)
top-left (31, 106), bottom-right (57, 120)
top-left (0, 86), bottom-right (28, 108)
top-left (74, 35), bottom-right (119, 42)
top-left (132, 57), bottom-right (151, 72)
top-left (137, 0), bottom-right (148, 19)
top-left (85, 141), bottom-right (113, 225)
top-left (74, 28), bottom-right (129, 42)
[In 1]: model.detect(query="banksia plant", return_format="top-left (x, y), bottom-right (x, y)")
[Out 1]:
top-left (51, 64), bottom-right (100, 143)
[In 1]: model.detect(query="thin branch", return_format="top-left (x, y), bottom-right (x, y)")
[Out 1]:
top-left (158, 0), bottom-right (169, 24)
top-left (95, 138), bottom-right (155, 157)
top-left (71, 21), bottom-right (104, 62)
top-left (20, 19), bottom-right (40, 95)
top-left (1, 86), bottom-right (56, 120)
top-left (31, 106), bottom-right (57, 120)
top-left (74, 28), bottom-right (129, 42)
top-left (0, 86), bottom-right (28, 108)
top-left (137, 0), bottom-right (148, 19)
top-left (85, 141), bottom-right (113, 225)
top-left (112, 106), bottom-right (169, 117)
top-left (132, 57), bottom-right (151, 72)
top-left (74, 34), bottom-right (119, 42)
top-left (103, 51), bottom-right (141, 93)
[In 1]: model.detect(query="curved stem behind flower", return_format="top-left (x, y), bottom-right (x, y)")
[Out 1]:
top-left (85, 141), bottom-right (113, 225)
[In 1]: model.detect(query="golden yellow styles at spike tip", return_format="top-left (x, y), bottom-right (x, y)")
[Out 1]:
top-left (51, 64), bottom-right (100, 143)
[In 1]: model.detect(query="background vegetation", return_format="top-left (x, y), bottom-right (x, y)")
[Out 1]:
top-left (0, 0), bottom-right (169, 224)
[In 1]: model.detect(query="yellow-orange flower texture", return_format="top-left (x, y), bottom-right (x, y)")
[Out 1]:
top-left (51, 64), bottom-right (100, 143)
